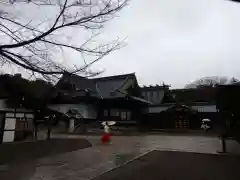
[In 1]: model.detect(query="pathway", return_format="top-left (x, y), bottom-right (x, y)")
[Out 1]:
top-left (30, 135), bottom-right (224, 180)
top-left (1, 135), bottom-right (239, 180)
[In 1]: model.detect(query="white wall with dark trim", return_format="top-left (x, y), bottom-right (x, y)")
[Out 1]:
top-left (192, 105), bottom-right (217, 112)
top-left (147, 104), bottom-right (217, 113)
top-left (48, 104), bottom-right (97, 119)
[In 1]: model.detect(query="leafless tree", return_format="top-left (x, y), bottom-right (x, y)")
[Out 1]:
top-left (0, 0), bottom-right (127, 80)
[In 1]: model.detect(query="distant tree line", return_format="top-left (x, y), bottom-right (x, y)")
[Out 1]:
top-left (0, 73), bottom-right (54, 110)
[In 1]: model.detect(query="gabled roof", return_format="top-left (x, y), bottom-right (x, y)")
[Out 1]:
top-left (93, 73), bottom-right (136, 81)
top-left (163, 87), bottom-right (216, 104)
top-left (56, 73), bottom-right (138, 99)
top-left (56, 74), bottom-right (96, 92)
top-left (93, 73), bottom-right (137, 99)
top-left (140, 85), bottom-right (168, 105)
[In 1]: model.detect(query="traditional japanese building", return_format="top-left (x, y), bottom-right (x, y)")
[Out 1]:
top-left (49, 73), bottom-right (151, 132)
top-left (0, 74), bottom-right (62, 143)
top-left (0, 72), bottom-right (221, 140)
top-left (0, 74), bottom-right (35, 143)
top-left (140, 85), bottom-right (218, 130)
top-left (49, 73), bottom-right (220, 132)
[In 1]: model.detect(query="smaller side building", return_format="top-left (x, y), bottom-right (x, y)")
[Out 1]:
top-left (0, 99), bottom-right (34, 143)
top-left (141, 85), bottom-right (218, 130)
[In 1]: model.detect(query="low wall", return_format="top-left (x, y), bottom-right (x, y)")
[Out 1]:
top-left (0, 138), bottom-right (92, 165)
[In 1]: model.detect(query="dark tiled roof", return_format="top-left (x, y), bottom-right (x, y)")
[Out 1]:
top-left (56, 74), bottom-right (96, 91)
top-left (140, 85), bottom-right (170, 90)
top-left (140, 86), bottom-right (168, 105)
top-left (163, 87), bottom-right (216, 104)
top-left (56, 73), bottom-right (138, 99)
top-left (93, 73), bottom-right (136, 99)
top-left (92, 73), bottom-right (136, 81)
top-left (141, 90), bottom-right (165, 105)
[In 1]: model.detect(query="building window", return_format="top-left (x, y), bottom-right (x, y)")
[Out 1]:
top-left (116, 111), bottom-right (120, 116)
top-left (110, 109), bottom-right (119, 116)
top-left (148, 91), bottom-right (154, 102)
top-left (146, 92), bottom-right (150, 101)
top-left (142, 92), bottom-right (146, 98)
top-left (104, 109), bottom-right (108, 116)
top-left (120, 111), bottom-right (127, 120)
top-left (120, 111), bottom-right (131, 120)
top-left (127, 111), bottom-right (131, 120)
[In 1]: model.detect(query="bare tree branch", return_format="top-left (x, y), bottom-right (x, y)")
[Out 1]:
top-left (0, 0), bottom-right (126, 49)
top-left (0, 0), bottom-right (128, 79)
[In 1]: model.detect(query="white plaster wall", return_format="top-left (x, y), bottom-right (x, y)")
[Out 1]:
top-left (192, 105), bottom-right (217, 112)
top-left (147, 105), bottom-right (217, 113)
top-left (3, 117), bottom-right (16, 143)
top-left (69, 119), bottom-right (75, 132)
top-left (48, 104), bottom-right (97, 119)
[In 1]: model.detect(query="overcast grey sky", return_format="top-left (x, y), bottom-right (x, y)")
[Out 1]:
top-left (2, 0), bottom-right (240, 88)
top-left (87, 0), bottom-right (240, 88)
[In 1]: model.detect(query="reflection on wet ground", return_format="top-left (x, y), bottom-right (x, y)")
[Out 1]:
top-left (2, 135), bottom-right (240, 180)
top-left (29, 135), bottom-right (222, 180)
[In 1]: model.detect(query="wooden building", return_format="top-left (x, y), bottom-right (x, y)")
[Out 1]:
top-left (141, 86), bottom-right (219, 130)
top-left (0, 100), bottom-right (35, 143)
top-left (0, 74), bottom-right (59, 143)
top-left (50, 73), bottom-right (220, 132)
top-left (49, 73), bottom-right (151, 132)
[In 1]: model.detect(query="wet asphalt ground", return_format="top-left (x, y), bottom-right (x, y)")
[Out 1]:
top-left (1, 134), bottom-right (240, 180)
top-left (93, 150), bottom-right (240, 180)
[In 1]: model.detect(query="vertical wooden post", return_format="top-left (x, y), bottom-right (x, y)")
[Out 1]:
top-left (0, 113), bottom-right (6, 144)
top-left (34, 125), bottom-right (38, 140)
top-left (33, 115), bottom-right (38, 140)
top-left (47, 126), bottom-right (51, 140)
top-left (46, 116), bottom-right (51, 140)
top-left (221, 135), bottom-right (227, 153)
